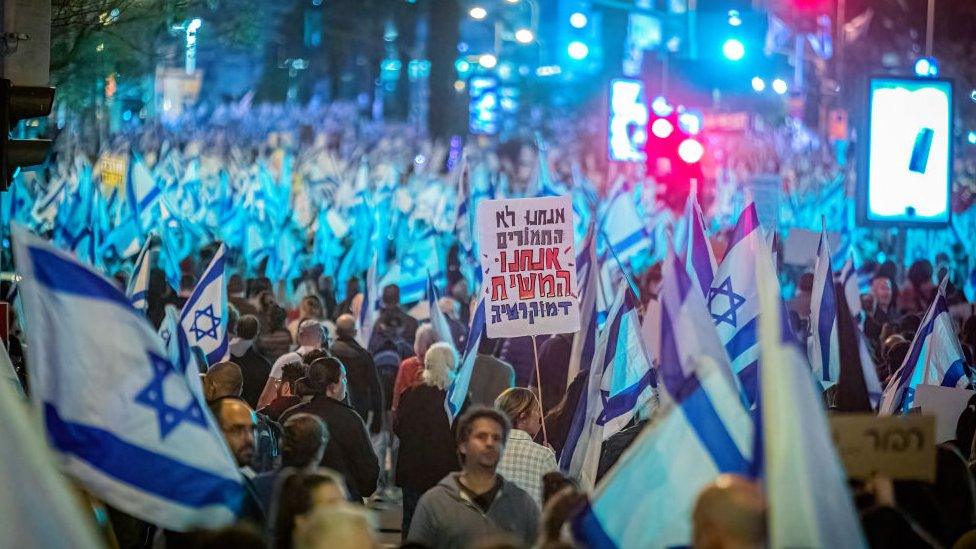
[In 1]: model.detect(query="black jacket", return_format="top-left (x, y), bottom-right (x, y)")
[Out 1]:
top-left (330, 336), bottom-right (384, 430)
top-left (393, 384), bottom-right (460, 492)
top-left (280, 395), bottom-right (379, 501)
top-left (231, 343), bottom-right (272, 409)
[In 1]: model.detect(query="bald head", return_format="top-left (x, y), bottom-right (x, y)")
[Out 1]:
top-left (204, 361), bottom-right (243, 402)
top-left (335, 314), bottom-right (357, 339)
top-left (692, 474), bottom-right (765, 549)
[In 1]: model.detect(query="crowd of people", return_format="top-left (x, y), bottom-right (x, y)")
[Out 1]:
top-left (8, 98), bottom-right (976, 549)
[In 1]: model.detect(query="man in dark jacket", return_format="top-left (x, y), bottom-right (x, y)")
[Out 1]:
top-left (330, 314), bottom-right (384, 432)
top-left (280, 356), bottom-right (379, 502)
top-left (379, 284), bottom-right (419, 346)
top-left (230, 314), bottom-right (273, 408)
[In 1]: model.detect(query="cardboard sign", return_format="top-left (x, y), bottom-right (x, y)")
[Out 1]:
top-left (476, 196), bottom-right (579, 338)
top-left (914, 384), bottom-right (976, 443)
top-left (829, 414), bottom-right (936, 482)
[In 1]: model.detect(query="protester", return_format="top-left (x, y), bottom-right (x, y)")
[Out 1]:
top-left (252, 413), bottom-right (329, 511)
top-left (208, 397), bottom-right (265, 525)
top-left (469, 336), bottom-right (516, 407)
top-left (292, 503), bottom-right (379, 549)
top-left (864, 275), bottom-right (900, 347)
top-left (335, 277), bottom-right (361, 319)
top-left (231, 314), bottom-right (273, 408)
top-left (229, 274), bottom-right (259, 317)
top-left (330, 314), bottom-right (384, 431)
top-left (258, 319), bottom-right (328, 409)
top-left (407, 406), bottom-right (539, 548)
top-left (898, 260), bottom-right (937, 315)
top-left (789, 272), bottom-right (814, 321)
top-left (289, 295), bottom-right (336, 342)
top-left (279, 357), bottom-right (379, 502)
top-left (203, 361), bottom-right (244, 403)
top-left (269, 468), bottom-right (348, 549)
top-left (391, 324), bottom-right (436, 411)
top-left (498, 336), bottom-right (536, 387)
top-left (542, 370), bottom-right (589, 458)
top-left (494, 387), bottom-right (558, 507)
top-left (534, 333), bottom-right (573, 413)
top-left (691, 474), bottom-right (766, 549)
top-left (378, 284), bottom-right (419, 346)
top-left (257, 297), bottom-right (294, 363)
top-left (438, 296), bottom-right (468, 350)
top-left (260, 362), bottom-right (306, 421)
top-left (394, 342), bottom-right (462, 535)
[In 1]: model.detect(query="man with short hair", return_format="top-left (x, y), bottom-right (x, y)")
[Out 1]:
top-left (231, 314), bottom-right (273, 408)
top-left (209, 397), bottom-right (265, 524)
top-left (330, 314), bottom-right (384, 430)
top-left (280, 357), bottom-right (379, 502)
top-left (691, 474), bottom-right (766, 549)
top-left (380, 284), bottom-right (419, 347)
top-left (407, 406), bottom-right (539, 548)
top-left (257, 319), bottom-right (327, 408)
top-left (203, 361), bottom-right (244, 403)
top-left (252, 413), bottom-right (329, 510)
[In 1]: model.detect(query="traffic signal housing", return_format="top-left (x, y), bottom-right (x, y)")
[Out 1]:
top-left (0, 79), bottom-right (55, 191)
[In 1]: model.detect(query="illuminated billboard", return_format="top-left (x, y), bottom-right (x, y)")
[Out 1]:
top-left (608, 79), bottom-right (648, 162)
top-left (860, 77), bottom-right (953, 226)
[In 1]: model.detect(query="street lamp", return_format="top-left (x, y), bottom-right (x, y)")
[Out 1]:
top-left (479, 53), bottom-right (498, 69)
top-left (772, 78), bottom-right (788, 95)
top-left (568, 41), bottom-right (589, 60)
top-left (469, 6), bottom-right (488, 20)
top-left (751, 76), bottom-right (766, 93)
top-left (514, 28), bottom-right (534, 44)
top-left (569, 12), bottom-right (587, 28)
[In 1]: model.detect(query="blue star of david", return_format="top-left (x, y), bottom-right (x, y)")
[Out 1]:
top-left (134, 351), bottom-right (208, 439)
top-left (402, 253), bottom-right (421, 273)
top-left (595, 369), bottom-right (656, 426)
top-left (189, 304), bottom-right (220, 341)
top-left (707, 277), bottom-right (746, 328)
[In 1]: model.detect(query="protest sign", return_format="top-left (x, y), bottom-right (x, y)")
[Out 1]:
top-left (477, 196), bottom-right (579, 338)
top-left (914, 384), bottom-right (976, 443)
top-left (98, 153), bottom-right (128, 195)
top-left (829, 414), bottom-right (936, 482)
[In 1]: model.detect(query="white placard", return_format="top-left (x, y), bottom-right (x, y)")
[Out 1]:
top-left (477, 196), bottom-right (580, 338)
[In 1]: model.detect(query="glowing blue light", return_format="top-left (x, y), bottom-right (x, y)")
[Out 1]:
top-left (678, 112), bottom-right (702, 135)
top-left (968, 131), bottom-right (976, 145)
top-left (914, 57), bottom-right (939, 77)
top-left (722, 38), bottom-right (745, 61)
top-left (751, 76), bottom-right (766, 92)
top-left (568, 41), bottom-right (589, 60)
top-left (728, 10), bottom-right (742, 26)
top-left (570, 12), bottom-right (588, 28)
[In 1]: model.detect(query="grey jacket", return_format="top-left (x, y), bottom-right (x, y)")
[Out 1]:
top-left (468, 354), bottom-right (516, 406)
top-left (407, 473), bottom-right (540, 549)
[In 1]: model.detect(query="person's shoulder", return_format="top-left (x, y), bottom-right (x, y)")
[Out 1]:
top-left (499, 477), bottom-right (538, 508)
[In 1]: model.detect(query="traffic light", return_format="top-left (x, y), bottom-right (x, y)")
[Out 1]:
top-left (0, 79), bottom-right (55, 191)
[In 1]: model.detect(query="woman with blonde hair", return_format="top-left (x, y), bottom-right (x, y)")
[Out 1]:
top-left (494, 387), bottom-right (558, 508)
top-left (393, 342), bottom-right (463, 537)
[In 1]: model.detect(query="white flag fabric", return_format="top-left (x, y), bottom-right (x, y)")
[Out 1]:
top-left (708, 203), bottom-right (762, 405)
top-left (566, 286), bottom-right (654, 489)
top-left (677, 190), bottom-right (717, 297)
top-left (755, 239), bottom-right (868, 549)
top-left (573, 246), bottom-right (752, 548)
top-left (12, 224), bottom-right (244, 531)
top-left (809, 222), bottom-right (840, 388)
top-left (445, 297), bottom-right (486, 422)
top-left (880, 279), bottom-right (971, 415)
top-left (356, 253), bottom-right (379, 348)
top-left (0, 359), bottom-right (102, 548)
top-left (180, 244), bottom-right (229, 366)
top-left (126, 235), bottom-right (153, 313)
top-left (567, 223), bottom-right (599, 387)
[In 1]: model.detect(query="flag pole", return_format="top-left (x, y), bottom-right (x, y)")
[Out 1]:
top-left (530, 334), bottom-right (549, 445)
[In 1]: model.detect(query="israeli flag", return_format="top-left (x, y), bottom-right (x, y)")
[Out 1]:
top-left (180, 244), bottom-right (229, 366)
top-left (11, 225), bottom-right (243, 531)
top-left (160, 305), bottom-right (205, 396)
top-left (427, 273), bottom-right (455, 349)
top-left (446, 297), bottom-right (485, 422)
top-left (126, 152), bottom-right (162, 233)
top-left (565, 287), bottom-right (655, 489)
top-left (809, 222), bottom-right (839, 388)
top-left (880, 279), bottom-right (971, 415)
top-left (677, 190), bottom-right (717, 297)
top-left (126, 236), bottom-right (153, 313)
top-left (567, 223), bottom-right (599, 387)
top-left (573, 246), bottom-right (752, 549)
top-left (754, 237), bottom-right (868, 548)
top-left (836, 251), bottom-right (863, 318)
top-left (384, 229), bottom-right (442, 304)
top-left (708, 203), bottom-right (762, 405)
top-left (356, 253), bottom-right (379, 348)
top-left (600, 186), bottom-right (650, 264)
